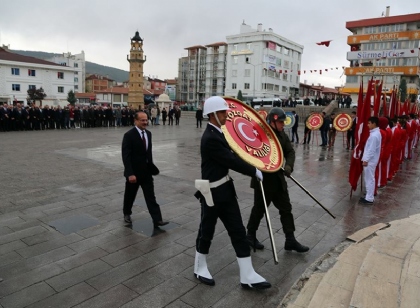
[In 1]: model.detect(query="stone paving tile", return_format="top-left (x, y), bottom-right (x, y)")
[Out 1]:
top-left (97, 232), bottom-right (147, 254)
top-left (121, 276), bottom-right (197, 308)
top-left (55, 247), bottom-right (108, 271)
top-left (15, 233), bottom-right (82, 258)
top-left (66, 232), bottom-right (120, 252)
top-left (0, 240), bottom-right (27, 256)
top-left (73, 284), bottom-right (138, 308)
top-left (165, 300), bottom-right (195, 308)
top-left (101, 245), bottom-right (146, 267)
top-left (0, 226), bottom-right (48, 245)
top-left (46, 259), bottom-right (112, 292)
top-left (0, 282), bottom-right (56, 308)
top-left (0, 246), bottom-right (75, 280)
top-left (86, 256), bottom-right (159, 292)
top-left (0, 251), bottom-right (22, 268)
top-left (0, 263), bottom-right (65, 297)
top-left (26, 282), bottom-right (99, 308)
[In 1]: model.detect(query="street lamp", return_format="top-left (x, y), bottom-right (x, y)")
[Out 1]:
top-left (246, 57), bottom-right (257, 100)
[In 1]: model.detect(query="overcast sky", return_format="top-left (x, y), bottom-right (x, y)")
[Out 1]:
top-left (1, 1), bottom-right (418, 88)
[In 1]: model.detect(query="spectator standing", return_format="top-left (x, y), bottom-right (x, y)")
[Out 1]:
top-left (195, 107), bottom-right (203, 128)
top-left (291, 111), bottom-right (299, 143)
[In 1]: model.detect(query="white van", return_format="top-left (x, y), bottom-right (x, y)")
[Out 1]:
top-left (252, 98), bottom-right (282, 110)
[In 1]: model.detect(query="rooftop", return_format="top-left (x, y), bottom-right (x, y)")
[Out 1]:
top-left (0, 47), bottom-right (62, 66)
top-left (346, 12), bottom-right (420, 29)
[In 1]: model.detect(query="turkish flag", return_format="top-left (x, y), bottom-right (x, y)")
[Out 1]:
top-left (279, 70), bottom-right (282, 73)
top-left (298, 71), bottom-right (301, 75)
top-left (316, 40), bottom-right (331, 47)
top-left (349, 78), bottom-right (373, 191)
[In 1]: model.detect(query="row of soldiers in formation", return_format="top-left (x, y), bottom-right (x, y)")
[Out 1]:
top-left (0, 103), bottom-right (158, 132)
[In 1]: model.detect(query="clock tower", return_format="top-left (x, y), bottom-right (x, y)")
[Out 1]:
top-left (127, 31), bottom-right (146, 109)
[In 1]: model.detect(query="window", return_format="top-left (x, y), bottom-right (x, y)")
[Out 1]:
top-left (283, 74), bottom-right (288, 80)
top-left (28, 85), bottom-right (36, 90)
top-left (246, 43), bottom-right (252, 50)
top-left (12, 84), bottom-right (20, 91)
top-left (75, 85), bottom-right (79, 90)
top-left (244, 69), bottom-right (251, 77)
top-left (232, 70), bottom-right (237, 77)
top-left (28, 69), bottom-right (36, 76)
top-left (232, 83), bottom-right (237, 89)
top-left (244, 83), bottom-right (250, 89)
top-left (276, 45), bottom-right (281, 53)
top-left (233, 56), bottom-right (238, 64)
top-left (74, 63), bottom-right (79, 68)
top-left (283, 48), bottom-right (289, 56)
top-left (74, 77), bottom-right (78, 82)
top-left (74, 71), bottom-right (78, 75)
top-left (11, 68), bottom-right (20, 75)
top-left (296, 76), bottom-right (299, 83)
top-left (346, 76), bottom-right (358, 83)
top-left (57, 72), bottom-right (64, 79)
top-left (282, 86), bottom-right (287, 92)
top-left (58, 86), bottom-right (64, 93)
top-left (233, 44), bottom-right (238, 51)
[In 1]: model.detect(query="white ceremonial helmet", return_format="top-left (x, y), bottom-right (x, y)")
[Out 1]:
top-left (203, 96), bottom-right (229, 115)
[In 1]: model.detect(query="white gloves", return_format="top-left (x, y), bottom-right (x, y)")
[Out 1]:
top-left (255, 169), bottom-right (263, 181)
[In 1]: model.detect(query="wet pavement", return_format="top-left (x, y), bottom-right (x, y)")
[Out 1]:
top-left (0, 117), bottom-right (419, 308)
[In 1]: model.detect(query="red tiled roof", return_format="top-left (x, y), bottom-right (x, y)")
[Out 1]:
top-left (346, 13), bottom-right (420, 29)
top-left (96, 87), bottom-right (128, 94)
top-left (165, 79), bottom-right (177, 85)
top-left (75, 92), bottom-right (96, 99)
top-left (143, 88), bottom-right (164, 95)
top-left (184, 45), bottom-right (206, 50)
top-left (0, 47), bottom-right (62, 66)
top-left (205, 42), bottom-right (227, 47)
top-left (85, 74), bottom-right (114, 81)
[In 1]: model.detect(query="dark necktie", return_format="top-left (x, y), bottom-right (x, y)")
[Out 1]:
top-left (141, 131), bottom-right (147, 149)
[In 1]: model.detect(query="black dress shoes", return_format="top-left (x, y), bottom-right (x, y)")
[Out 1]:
top-left (195, 274), bottom-right (215, 286)
top-left (154, 220), bottom-right (169, 228)
top-left (241, 281), bottom-right (271, 290)
top-left (284, 239), bottom-right (309, 253)
top-left (246, 234), bottom-right (264, 250)
top-left (124, 215), bottom-right (132, 223)
top-left (359, 197), bottom-right (373, 204)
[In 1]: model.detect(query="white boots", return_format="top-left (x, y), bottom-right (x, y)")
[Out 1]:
top-left (194, 251), bottom-right (215, 286)
top-left (194, 252), bottom-right (271, 289)
top-left (237, 257), bottom-right (271, 289)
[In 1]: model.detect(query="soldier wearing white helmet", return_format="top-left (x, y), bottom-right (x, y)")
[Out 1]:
top-left (193, 96), bottom-right (270, 290)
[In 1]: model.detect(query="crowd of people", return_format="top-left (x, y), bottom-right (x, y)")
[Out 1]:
top-left (0, 103), bottom-right (182, 132)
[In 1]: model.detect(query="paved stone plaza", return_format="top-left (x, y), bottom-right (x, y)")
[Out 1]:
top-left (1, 117), bottom-right (420, 308)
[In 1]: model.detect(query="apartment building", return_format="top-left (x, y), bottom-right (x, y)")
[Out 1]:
top-left (343, 8), bottom-right (420, 101)
top-left (224, 22), bottom-right (303, 102)
top-left (0, 46), bottom-right (76, 106)
top-left (47, 51), bottom-right (86, 93)
top-left (85, 74), bottom-right (115, 93)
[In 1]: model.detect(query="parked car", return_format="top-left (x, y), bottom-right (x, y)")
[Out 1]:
top-left (296, 99), bottom-right (315, 106)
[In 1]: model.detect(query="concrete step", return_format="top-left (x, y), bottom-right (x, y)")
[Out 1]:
top-left (306, 241), bottom-right (370, 308)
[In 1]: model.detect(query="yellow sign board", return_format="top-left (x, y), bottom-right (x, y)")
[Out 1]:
top-left (347, 30), bottom-right (420, 44)
top-left (345, 66), bottom-right (419, 76)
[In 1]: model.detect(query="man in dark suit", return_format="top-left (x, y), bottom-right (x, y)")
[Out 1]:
top-left (193, 96), bottom-right (270, 290)
top-left (121, 111), bottom-right (168, 227)
top-left (246, 108), bottom-right (309, 253)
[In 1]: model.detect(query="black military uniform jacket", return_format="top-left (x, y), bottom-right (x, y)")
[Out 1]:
top-left (251, 129), bottom-right (295, 192)
top-left (200, 123), bottom-right (255, 203)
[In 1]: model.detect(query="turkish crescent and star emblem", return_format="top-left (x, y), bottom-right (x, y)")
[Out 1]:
top-left (306, 113), bottom-right (324, 130)
top-left (333, 113), bottom-right (352, 132)
top-left (221, 97), bottom-right (283, 172)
